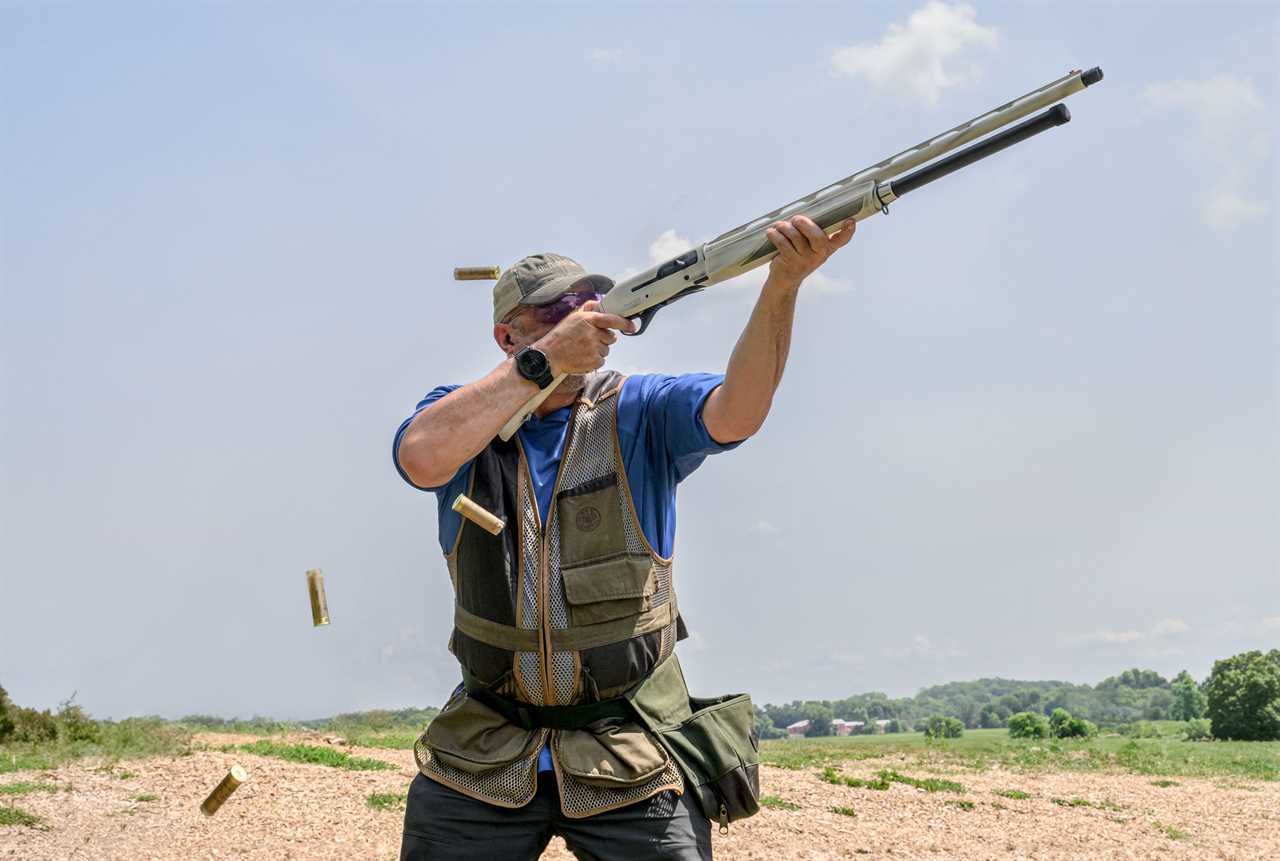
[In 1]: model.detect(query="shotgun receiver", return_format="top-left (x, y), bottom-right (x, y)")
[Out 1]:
top-left (500, 66), bottom-right (1104, 441)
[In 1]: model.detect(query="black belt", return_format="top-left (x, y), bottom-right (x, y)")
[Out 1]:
top-left (464, 681), bottom-right (634, 731)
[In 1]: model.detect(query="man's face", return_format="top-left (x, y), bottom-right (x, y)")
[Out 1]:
top-left (493, 307), bottom-right (590, 394)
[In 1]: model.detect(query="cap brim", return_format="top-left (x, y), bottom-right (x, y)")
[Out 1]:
top-left (519, 273), bottom-right (614, 307)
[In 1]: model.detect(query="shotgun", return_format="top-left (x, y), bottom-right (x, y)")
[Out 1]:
top-left (500, 66), bottom-right (1104, 441)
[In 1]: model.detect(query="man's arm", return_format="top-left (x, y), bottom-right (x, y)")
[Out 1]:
top-left (703, 215), bottom-right (856, 444)
top-left (396, 302), bottom-right (635, 489)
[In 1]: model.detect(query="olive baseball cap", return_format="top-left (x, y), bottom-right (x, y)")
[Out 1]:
top-left (492, 253), bottom-right (614, 325)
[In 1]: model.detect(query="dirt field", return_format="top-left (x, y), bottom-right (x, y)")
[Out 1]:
top-left (2, 733), bottom-right (1278, 860)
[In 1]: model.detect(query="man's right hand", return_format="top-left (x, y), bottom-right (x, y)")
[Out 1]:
top-left (534, 300), bottom-right (636, 375)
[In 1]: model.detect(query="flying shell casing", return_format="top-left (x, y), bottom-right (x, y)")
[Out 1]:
top-left (306, 569), bottom-right (330, 626)
top-left (451, 494), bottom-right (505, 535)
top-left (200, 764), bottom-right (247, 816)
top-left (453, 266), bottom-right (502, 281)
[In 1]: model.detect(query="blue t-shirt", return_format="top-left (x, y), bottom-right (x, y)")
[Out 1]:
top-left (393, 372), bottom-right (742, 770)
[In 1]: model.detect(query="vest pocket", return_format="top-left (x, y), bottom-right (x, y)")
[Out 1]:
top-left (561, 555), bottom-right (656, 626)
top-left (553, 719), bottom-right (670, 787)
top-left (424, 689), bottom-right (542, 775)
top-left (556, 473), bottom-right (627, 567)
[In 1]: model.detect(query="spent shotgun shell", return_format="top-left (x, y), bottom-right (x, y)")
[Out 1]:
top-left (452, 494), bottom-right (505, 535)
top-left (453, 266), bottom-right (502, 281)
top-left (200, 764), bottom-right (247, 816)
top-left (306, 569), bottom-right (330, 626)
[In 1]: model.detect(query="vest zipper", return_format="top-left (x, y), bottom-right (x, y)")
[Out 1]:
top-left (519, 401), bottom-right (583, 707)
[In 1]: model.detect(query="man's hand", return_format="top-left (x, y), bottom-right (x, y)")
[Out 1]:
top-left (765, 215), bottom-right (856, 287)
top-left (535, 300), bottom-right (636, 375)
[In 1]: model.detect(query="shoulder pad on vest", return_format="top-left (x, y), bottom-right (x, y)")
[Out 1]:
top-left (577, 370), bottom-right (625, 410)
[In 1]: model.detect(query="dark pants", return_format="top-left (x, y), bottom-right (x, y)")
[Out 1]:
top-left (400, 771), bottom-right (712, 860)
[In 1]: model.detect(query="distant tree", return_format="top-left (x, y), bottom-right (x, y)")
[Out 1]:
top-left (923, 715), bottom-right (963, 739)
top-left (1098, 668), bottom-right (1169, 691)
top-left (1204, 650), bottom-right (1280, 741)
top-left (883, 718), bottom-right (904, 734)
top-left (1170, 670), bottom-right (1207, 721)
top-left (0, 685), bottom-right (13, 742)
top-left (755, 710), bottom-right (786, 741)
top-left (1008, 711), bottom-right (1051, 739)
top-left (1143, 688), bottom-right (1175, 721)
top-left (55, 695), bottom-right (99, 743)
top-left (978, 704), bottom-right (1006, 729)
top-left (802, 703), bottom-right (834, 738)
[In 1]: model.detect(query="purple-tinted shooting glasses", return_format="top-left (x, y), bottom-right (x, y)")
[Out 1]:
top-left (529, 290), bottom-right (604, 326)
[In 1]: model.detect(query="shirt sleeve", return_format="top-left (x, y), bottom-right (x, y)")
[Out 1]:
top-left (392, 385), bottom-right (462, 491)
top-left (636, 373), bottom-right (744, 483)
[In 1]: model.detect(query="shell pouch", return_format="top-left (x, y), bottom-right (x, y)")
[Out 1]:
top-left (553, 718), bottom-right (671, 788)
top-left (423, 688), bottom-right (543, 775)
top-left (626, 653), bottom-right (761, 831)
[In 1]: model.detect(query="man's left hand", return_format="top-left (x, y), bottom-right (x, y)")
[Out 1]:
top-left (765, 215), bottom-right (856, 288)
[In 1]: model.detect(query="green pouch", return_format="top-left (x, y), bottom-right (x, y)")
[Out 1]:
top-left (625, 654), bottom-right (760, 831)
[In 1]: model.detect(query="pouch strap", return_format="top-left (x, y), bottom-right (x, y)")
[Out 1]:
top-left (454, 601), bottom-right (678, 654)
top-left (462, 675), bottom-right (635, 730)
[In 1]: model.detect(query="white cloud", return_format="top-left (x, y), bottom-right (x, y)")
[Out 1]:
top-left (1262, 617), bottom-right (1280, 630)
top-left (1079, 617), bottom-right (1190, 645)
top-left (1150, 617), bottom-right (1190, 637)
top-left (648, 228), bottom-right (694, 263)
top-left (1141, 75), bottom-right (1271, 231)
top-left (885, 633), bottom-right (963, 660)
top-left (1081, 630), bottom-right (1145, 644)
top-left (829, 1), bottom-right (999, 108)
top-left (588, 48), bottom-right (622, 64)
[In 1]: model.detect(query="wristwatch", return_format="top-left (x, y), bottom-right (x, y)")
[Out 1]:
top-left (514, 346), bottom-right (554, 389)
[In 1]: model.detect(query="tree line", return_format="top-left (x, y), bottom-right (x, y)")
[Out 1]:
top-left (758, 649), bottom-right (1280, 742)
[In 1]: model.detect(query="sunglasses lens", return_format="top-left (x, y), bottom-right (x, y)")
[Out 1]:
top-left (533, 291), bottom-right (602, 325)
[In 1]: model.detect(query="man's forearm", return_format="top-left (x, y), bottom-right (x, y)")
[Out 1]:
top-left (704, 274), bottom-right (802, 443)
top-left (397, 359), bottom-right (538, 488)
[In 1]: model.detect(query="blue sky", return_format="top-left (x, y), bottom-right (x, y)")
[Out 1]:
top-left (2, 1), bottom-right (1276, 719)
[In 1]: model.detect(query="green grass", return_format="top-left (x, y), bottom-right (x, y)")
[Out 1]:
top-left (830, 805), bottom-right (857, 817)
top-left (132, 793), bottom-right (158, 802)
top-left (0, 782), bottom-right (58, 796)
top-left (1154, 821), bottom-right (1189, 841)
top-left (992, 788), bottom-right (1031, 799)
top-left (1, 718), bottom-right (191, 775)
top-left (877, 769), bottom-right (965, 793)
top-left (365, 792), bottom-right (408, 810)
top-left (1150, 779), bottom-right (1179, 788)
top-left (819, 766), bottom-right (889, 790)
top-left (116, 771), bottom-right (135, 780)
top-left (0, 805), bottom-right (43, 827)
top-left (238, 740), bottom-right (395, 771)
top-left (1050, 797), bottom-right (1125, 811)
top-left (759, 794), bottom-right (800, 811)
top-left (946, 799), bottom-right (976, 811)
top-left (761, 728), bottom-right (1280, 781)
top-left (340, 730), bottom-right (421, 750)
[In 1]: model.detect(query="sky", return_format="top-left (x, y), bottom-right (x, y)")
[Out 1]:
top-left (1, 1), bottom-right (1276, 720)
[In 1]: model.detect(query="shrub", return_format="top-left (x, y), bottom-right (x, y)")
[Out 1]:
top-left (1204, 649), bottom-right (1280, 741)
top-left (1007, 711), bottom-right (1050, 739)
top-left (922, 715), bottom-right (964, 739)
top-left (1170, 670), bottom-right (1207, 721)
top-left (1049, 708), bottom-right (1096, 739)
top-left (10, 708), bottom-right (58, 744)
top-left (1183, 718), bottom-right (1213, 741)
top-left (55, 698), bottom-right (100, 743)
top-left (0, 685), bottom-right (13, 742)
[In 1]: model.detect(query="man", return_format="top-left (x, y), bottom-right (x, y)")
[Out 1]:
top-left (393, 214), bottom-right (855, 860)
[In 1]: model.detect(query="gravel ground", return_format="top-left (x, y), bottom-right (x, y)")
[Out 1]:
top-left (2, 738), bottom-right (1277, 859)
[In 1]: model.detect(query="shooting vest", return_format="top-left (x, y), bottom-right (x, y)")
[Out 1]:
top-left (414, 371), bottom-right (688, 817)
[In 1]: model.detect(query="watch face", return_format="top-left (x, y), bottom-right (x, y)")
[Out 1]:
top-left (518, 348), bottom-right (548, 377)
